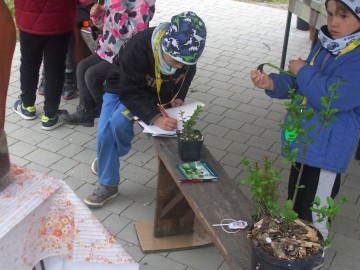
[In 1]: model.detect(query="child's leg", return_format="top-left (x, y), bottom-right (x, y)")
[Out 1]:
top-left (43, 32), bottom-right (72, 118)
top-left (77, 53), bottom-right (104, 106)
top-left (288, 164), bottom-right (321, 221)
top-left (312, 169), bottom-right (340, 240)
top-left (37, 67), bottom-right (46, 95)
top-left (288, 164), bottom-right (340, 238)
top-left (61, 53), bottom-right (104, 126)
top-left (19, 31), bottom-right (45, 107)
top-left (62, 32), bottom-right (77, 100)
top-left (84, 58), bottom-right (112, 109)
top-left (96, 93), bottom-right (135, 186)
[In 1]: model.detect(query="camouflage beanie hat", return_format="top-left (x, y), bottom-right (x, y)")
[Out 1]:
top-left (161, 11), bottom-right (207, 65)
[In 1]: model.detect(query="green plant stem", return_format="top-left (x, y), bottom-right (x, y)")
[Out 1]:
top-left (267, 63), bottom-right (296, 77)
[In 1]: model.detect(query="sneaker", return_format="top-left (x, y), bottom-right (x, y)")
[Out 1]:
top-left (13, 99), bottom-right (36, 120)
top-left (312, 256), bottom-right (324, 270)
top-left (91, 158), bottom-right (98, 175)
top-left (84, 184), bottom-right (118, 208)
top-left (41, 112), bottom-right (64, 130)
top-left (37, 77), bottom-right (45, 96)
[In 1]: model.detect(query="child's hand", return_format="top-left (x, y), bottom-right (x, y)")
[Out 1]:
top-left (90, 3), bottom-right (102, 18)
top-left (288, 58), bottom-right (306, 76)
top-left (250, 70), bottom-right (274, 90)
top-left (171, 99), bottom-right (184, 107)
top-left (153, 116), bottom-right (178, 131)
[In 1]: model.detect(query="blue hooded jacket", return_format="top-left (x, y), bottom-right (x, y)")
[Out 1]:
top-left (266, 42), bottom-right (360, 173)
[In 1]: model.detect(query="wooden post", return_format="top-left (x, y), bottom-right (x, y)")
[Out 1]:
top-left (0, 1), bottom-right (16, 129)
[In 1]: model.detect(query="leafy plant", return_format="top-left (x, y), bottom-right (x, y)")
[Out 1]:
top-left (241, 157), bottom-right (281, 220)
top-left (242, 81), bottom-right (347, 260)
top-left (178, 105), bottom-right (203, 142)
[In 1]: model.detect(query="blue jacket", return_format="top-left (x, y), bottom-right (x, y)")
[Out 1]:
top-left (266, 43), bottom-right (360, 173)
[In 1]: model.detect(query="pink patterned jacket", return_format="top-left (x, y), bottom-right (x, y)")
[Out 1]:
top-left (91, 0), bottom-right (156, 63)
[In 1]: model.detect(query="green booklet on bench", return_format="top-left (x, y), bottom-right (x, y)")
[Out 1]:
top-left (176, 161), bottom-right (218, 182)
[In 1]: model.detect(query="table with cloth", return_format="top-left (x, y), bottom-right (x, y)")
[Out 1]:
top-left (0, 164), bottom-right (138, 270)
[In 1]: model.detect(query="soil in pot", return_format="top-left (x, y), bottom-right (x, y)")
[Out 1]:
top-left (248, 217), bottom-right (323, 270)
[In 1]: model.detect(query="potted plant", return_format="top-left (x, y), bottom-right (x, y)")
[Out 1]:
top-left (177, 104), bottom-right (204, 161)
top-left (241, 81), bottom-right (347, 269)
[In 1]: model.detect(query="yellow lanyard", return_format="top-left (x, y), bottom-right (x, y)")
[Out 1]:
top-left (310, 38), bottom-right (360, 65)
top-left (153, 30), bottom-right (187, 106)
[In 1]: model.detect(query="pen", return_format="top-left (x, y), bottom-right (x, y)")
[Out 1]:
top-left (178, 179), bottom-right (216, 183)
top-left (157, 103), bottom-right (170, 118)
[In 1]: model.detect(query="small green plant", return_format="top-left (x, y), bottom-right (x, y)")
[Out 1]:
top-left (243, 81), bottom-right (347, 257)
top-left (241, 156), bottom-right (281, 220)
top-left (178, 105), bottom-right (203, 142)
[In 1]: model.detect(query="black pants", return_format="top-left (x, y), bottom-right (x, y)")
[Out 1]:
top-left (288, 163), bottom-right (341, 223)
top-left (19, 31), bottom-right (71, 118)
top-left (76, 53), bottom-right (112, 110)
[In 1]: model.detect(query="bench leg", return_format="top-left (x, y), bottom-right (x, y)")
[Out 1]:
top-left (134, 157), bottom-right (212, 252)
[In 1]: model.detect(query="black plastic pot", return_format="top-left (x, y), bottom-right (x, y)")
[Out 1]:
top-left (251, 242), bottom-right (322, 270)
top-left (177, 135), bottom-right (203, 162)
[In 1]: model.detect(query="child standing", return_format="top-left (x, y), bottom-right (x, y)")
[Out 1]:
top-left (61, 0), bottom-right (156, 127)
top-left (37, 3), bottom-right (94, 100)
top-left (13, 0), bottom-right (92, 130)
top-left (83, 11), bottom-right (207, 208)
top-left (250, 0), bottom-right (360, 248)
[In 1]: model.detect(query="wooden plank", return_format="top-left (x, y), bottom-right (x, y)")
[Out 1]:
top-left (150, 137), bottom-right (252, 270)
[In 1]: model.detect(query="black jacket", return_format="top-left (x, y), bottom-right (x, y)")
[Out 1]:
top-left (112, 27), bottom-right (196, 125)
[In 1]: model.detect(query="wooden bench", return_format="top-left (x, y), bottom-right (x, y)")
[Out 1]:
top-left (134, 137), bottom-right (253, 270)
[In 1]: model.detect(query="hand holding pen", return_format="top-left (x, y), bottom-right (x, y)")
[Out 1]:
top-left (153, 104), bottom-right (177, 131)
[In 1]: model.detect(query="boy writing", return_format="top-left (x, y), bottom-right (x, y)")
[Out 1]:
top-left (84, 11), bottom-right (207, 208)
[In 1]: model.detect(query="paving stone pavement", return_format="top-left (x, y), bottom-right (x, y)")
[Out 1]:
top-left (4, 0), bottom-right (360, 269)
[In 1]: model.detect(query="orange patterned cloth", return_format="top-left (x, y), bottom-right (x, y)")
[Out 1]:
top-left (0, 164), bottom-right (138, 270)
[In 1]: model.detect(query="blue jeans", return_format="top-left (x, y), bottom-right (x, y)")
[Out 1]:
top-left (97, 93), bottom-right (135, 186)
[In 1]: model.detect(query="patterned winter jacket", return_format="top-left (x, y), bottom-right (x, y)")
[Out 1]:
top-left (91, 0), bottom-right (156, 63)
top-left (14, 0), bottom-right (92, 35)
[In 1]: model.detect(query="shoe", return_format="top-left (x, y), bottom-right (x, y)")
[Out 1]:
top-left (37, 77), bottom-right (45, 96)
top-left (62, 84), bottom-right (77, 100)
top-left (13, 99), bottom-right (36, 120)
top-left (61, 108), bottom-right (95, 127)
top-left (312, 256), bottom-right (324, 270)
top-left (41, 111), bottom-right (64, 130)
top-left (62, 71), bottom-right (77, 100)
top-left (83, 184), bottom-right (118, 208)
top-left (91, 158), bottom-right (98, 175)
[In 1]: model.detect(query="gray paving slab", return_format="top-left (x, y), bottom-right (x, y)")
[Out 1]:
top-left (4, 0), bottom-right (360, 269)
